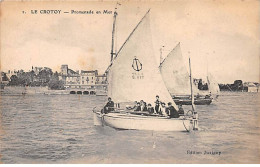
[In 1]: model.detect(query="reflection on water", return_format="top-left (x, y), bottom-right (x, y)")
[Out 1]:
top-left (0, 92), bottom-right (259, 163)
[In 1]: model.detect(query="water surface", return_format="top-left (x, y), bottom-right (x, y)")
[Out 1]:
top-left (0, 92), bottom-right (259, 163)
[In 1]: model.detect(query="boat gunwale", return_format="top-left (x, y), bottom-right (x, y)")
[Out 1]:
top-left (103, 112), bottom-right (190, 121)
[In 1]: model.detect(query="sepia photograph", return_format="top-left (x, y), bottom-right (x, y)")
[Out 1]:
top-left (0, 0), bottom-right (259, 164)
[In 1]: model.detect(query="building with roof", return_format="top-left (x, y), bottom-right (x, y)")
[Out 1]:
top-left (80, 70), bottom-right (98, 88)
top-left (60, 65), bottom-right (107, 93)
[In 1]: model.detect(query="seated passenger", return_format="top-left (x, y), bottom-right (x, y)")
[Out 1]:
top-left (140, 100), bottom-right (146, 111)
top-left (178, 104), bottom-right (184, 115)
top-left (167, 102), bottom-right (179, 118)
top-left (147, 103), bottom-right (154, 114)
top-left (160, 102), bottom-right (168, 117)
top-left (142, 102), bottom-right (148, 111)
top-left (104, 97), bottom-right (114, 114)
top-left (134, 102), bottom-right (141, 111)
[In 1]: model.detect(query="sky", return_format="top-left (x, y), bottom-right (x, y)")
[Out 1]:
top-left (1, 0), bottom-right (259, 83)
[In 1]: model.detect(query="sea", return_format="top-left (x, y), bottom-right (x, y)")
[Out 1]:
top-left (0, 91), bottom-right (259, 164)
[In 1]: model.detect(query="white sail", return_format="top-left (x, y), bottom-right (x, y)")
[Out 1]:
top-left (207, 73), bottom-right (220, 95)
top-left (107, 10), bottom-right (177, 109)
top-left (159, 43), bottom-right (200, 96)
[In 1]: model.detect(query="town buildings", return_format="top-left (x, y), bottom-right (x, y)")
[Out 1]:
top-left (1, 65), bottom-right (107, 93)
top-left (60, 65), bottom-right (107, 91)
top-left (2, 65), bottom-right (258, 93)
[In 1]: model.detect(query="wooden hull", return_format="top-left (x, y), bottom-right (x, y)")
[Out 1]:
top-left (94, 111), bottom-right (196, 132)
top-left (173, 98), bottom-right (212, 105)
top-left (172, 95), bottom-right (212, 105)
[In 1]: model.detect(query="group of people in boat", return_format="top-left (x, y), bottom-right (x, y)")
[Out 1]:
top-left (103, 95), bottom-right (184, 118)
top-left (153, 95), bottom-right (184, 118)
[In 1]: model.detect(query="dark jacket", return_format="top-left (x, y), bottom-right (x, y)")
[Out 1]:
top-left (167, 106), bottom-right (179, 118)
top-left (155, 100), bottom-right (161, 113)
top-left (178, 107), bottom-right (184, 115)
top-left (104, 101), bottom-right (114, 113)
top-left (147, 107), bottom-right (154, 114)
top-left (134, 106), bottom-right (141, 111)
top-left (142, 106), bottom-right (148, 111)
top-left (155, 99), bottom-right (160, 106)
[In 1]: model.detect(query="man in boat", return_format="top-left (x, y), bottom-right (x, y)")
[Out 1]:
top-left (140, 100), bottom-right (148, 111)
top-left (160, 102), bottom-right (168, 117)
top-left (196, 93), bottom-right (201, 99)
top-left (178, 104), bottom-right (184, 115)
top-left (167, 102), bottom-right (180, 118)
top-left (147, 103), bottom-right (155, 114)
top-left (103, 97), bottom-right (114, 114)
top-left (134, 102), bottom-right (141, 111)
top-left (154, 95), bottom-right (161, 114)
top-left (143, 102), bottom-right (148, 111)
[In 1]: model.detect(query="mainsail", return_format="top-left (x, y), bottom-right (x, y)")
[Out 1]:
top-left (107, 10), bottom-right (177, 109)
top-left (207, 72), bottom-right (220, 95)
top-left (159, 43), bottom-right (200, 96)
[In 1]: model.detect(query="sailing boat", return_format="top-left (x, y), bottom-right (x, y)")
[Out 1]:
top-left (205, 56), bottom-right (220, 99)
top-left (159, 43), bottom-right (212, 105)
top-left (207, 72), bottom-right (220, 99)
top-left (93, 9), bottom-right (198, 132)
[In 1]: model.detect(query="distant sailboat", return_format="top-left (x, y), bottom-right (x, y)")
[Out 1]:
top-left (205, 55), bottom-right (220, 99)
top-left (207, 72), bottom-right (220, 98)
top-left (159, 43), bottom-right (212, 105)
top-left (93, 9), bottom-right (198, 132)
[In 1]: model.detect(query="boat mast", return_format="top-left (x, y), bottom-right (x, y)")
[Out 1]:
top-left (110, 3), bottom-right (120, 62)
top-left (189, 57), bottom-right (198, 130)
top-left (206, 55), bottom-right (210, 92)
top-left (160, 46), bottom-right (165, 65)
top-left (189, 57), bottom-right (195, 112)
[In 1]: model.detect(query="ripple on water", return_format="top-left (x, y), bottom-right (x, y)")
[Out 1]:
top-left (0, 92), bottom-right (259, 163)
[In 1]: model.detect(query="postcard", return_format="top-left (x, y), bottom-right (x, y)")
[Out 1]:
top-left (0, 0), bottom-right (259, 164)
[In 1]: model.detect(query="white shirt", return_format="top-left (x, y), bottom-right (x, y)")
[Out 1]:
top-left (161, 107), bottom-right (168, 116)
